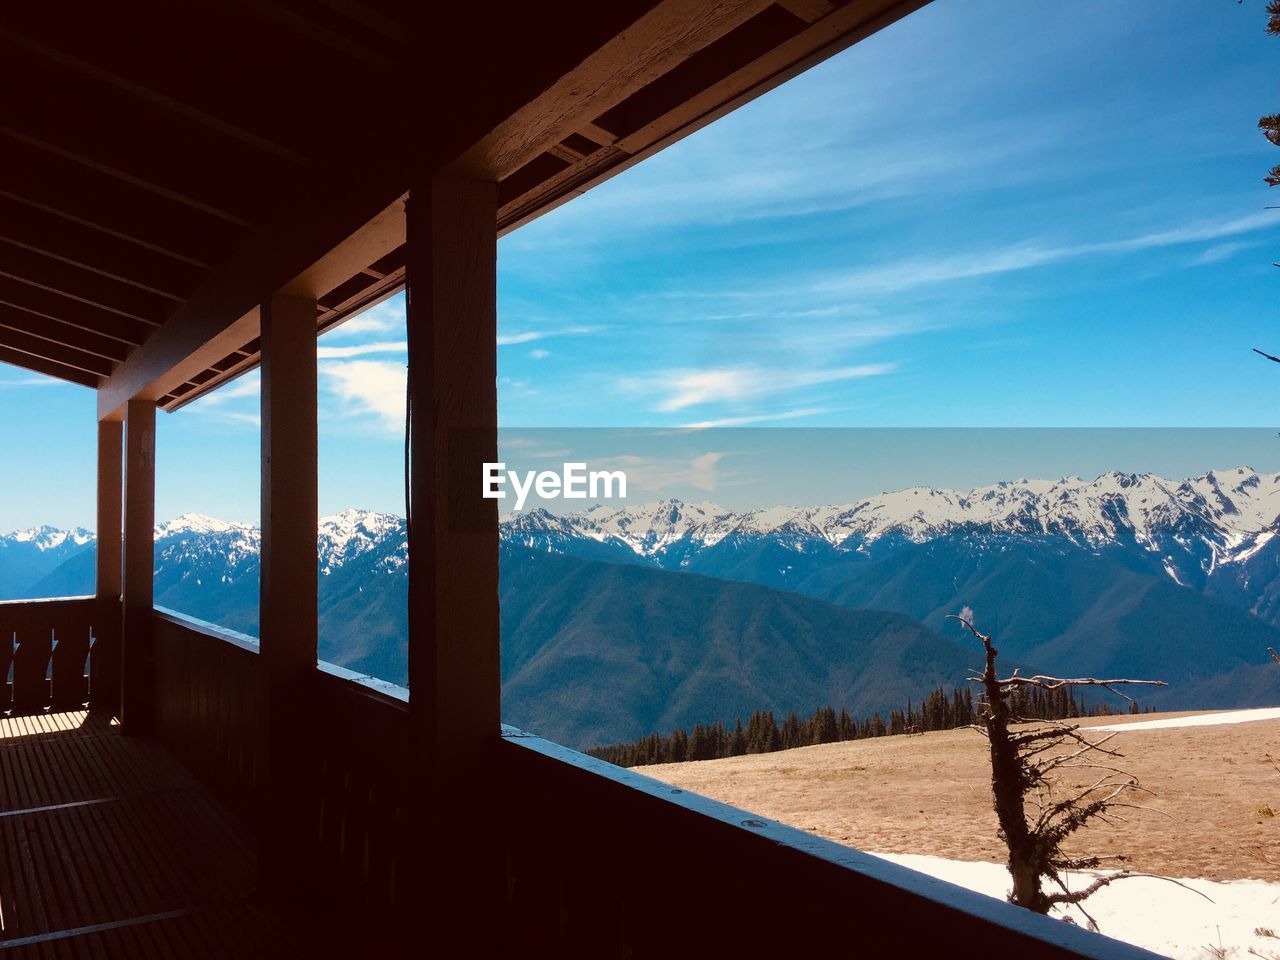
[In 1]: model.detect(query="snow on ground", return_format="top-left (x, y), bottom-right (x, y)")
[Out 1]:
top-left (1092, 707), bottom-right (1280, 732)
top-left (872, 852), bottom-right (1280, 960)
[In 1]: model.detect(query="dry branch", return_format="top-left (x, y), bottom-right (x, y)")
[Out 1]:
top-left (946, 613), bottom-right (1168, 924)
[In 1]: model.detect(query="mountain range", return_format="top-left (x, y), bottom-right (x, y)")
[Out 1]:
top-left (7, 466), bottom-right (1280, 747)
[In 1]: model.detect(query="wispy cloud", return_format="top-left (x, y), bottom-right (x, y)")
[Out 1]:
top-left (497, 325), bottom-right (600, 346)
top-left (588, 451), bottom-right (726, 494)
top-left (622, 364), bottom-right (894, 413)
top-left (0, 376), bottom-right (61, 389)
top-left (219, 411), bottom-right (262, 427)
top-left (321, 360), bottom-right (406, 432)
top-left (316, 340), bottom-right (407, 359)
top-left (1189, 241), bottom-right (1253, 267)
top-left (529, 349), bottom-right (550, 360)
top-left (323, 298), bottom-right (403, 340)
top-left (189, 371), bottom-right (260, 408)
top-left (680, 407), bottom-right (829, 429)
top-left (814, 211), bottom-right (1280, 298)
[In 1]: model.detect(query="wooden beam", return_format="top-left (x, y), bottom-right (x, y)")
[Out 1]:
top-left (452, 0), bottom-right (773, 181)
top-left (496, 0), bottom-right (929, 236)
top-left (0, 127), bottom-right (256, 228)
top-left (576, 121), bottom-right (620, 146)
top-left (404, 173), bottom-right (500, 935)
top-left (0, 139), bottom-right (243, 268)
top-left (93, 419), bottom-right (123, 718)
top-left (0, 242), bottom-right (178, 323)
top-left (0, 194), bottom-right (206, 296)
top-left (120, 397), bottom-right (155, 735)
top-left (0, 25), bottom-right (308, 165)
top-left (775, 0), bottom-right (838, 23)
top-left (0, 275), bottom-right (157, 346)
top-left (98, 195), bottom-right (405, 419)
top-left (0, 344), bottom-right (99, 388)
top-left (0, 305), bottom-right (131, 363)
top-left (259, 290), bottom-right (319, 896)
top-left (0, 327), bottom-right (114, 378)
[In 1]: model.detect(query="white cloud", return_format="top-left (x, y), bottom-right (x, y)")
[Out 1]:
top-left (189, 371), bottom-right (260, 408)
top-left (497, 325), bottom-right (600, 346)
top-left (1189, 241), bottom-right (1251, 267)
top-left (623, 364), bottom-right (894, 413)
top-left (587, 451), bottom-right (726, 493)
top-left (323, 299), bottom-right (403, 339)
top-left (321, 359), bottom-right (406, 431)
top-left (0, 376), bottom-right (60, 388)
top-left (529, 349), bottom-right (550, 360)
top-left (219, 411), bottom-right (262, 427)
top-left (316, 340), bottom-right (407, 359)
top-left (680, 407), bottom-right (828, 429)
top-left (816, 210), bottom-right (1280, 297)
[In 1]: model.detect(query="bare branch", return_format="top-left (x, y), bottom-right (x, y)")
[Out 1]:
top-left (949, 610), bottom-right (1166, 923)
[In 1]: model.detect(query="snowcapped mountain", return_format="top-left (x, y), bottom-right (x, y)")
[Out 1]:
top-left (9, 483), bottom-right (1280, 739)
top-left (0, 523), bottom-right (97, 598)
top-left (7, 524), bottom-right (94, 550)
top-left (317, 508), bottom-right (405, 574)
top-left (500, 467), bottom-right (1280, 589)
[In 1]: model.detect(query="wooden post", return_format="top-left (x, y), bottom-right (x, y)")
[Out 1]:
top-left (92, 418), bottom-right (123, 717)
top-left (120, 397), bottom-right (155, 735)
top-left (258, 291), bottom-right (319, 896)
top-left (404, 173), bottom-right (501, 933)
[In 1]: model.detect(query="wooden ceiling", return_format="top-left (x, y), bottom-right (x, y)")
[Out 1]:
top-left (0, 0), bottom-right (927, 413)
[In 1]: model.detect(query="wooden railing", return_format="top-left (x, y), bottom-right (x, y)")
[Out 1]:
top-left (144, 607), bottom-right (1158, 958)
top-left (152, 607), bottom-right (262, 819)
top-left (0, 597), bottom-right (98, 715)
top-left (498, 728), bottom-right (1164, 959)
top-left (151, 608), bottom-right (410, 918)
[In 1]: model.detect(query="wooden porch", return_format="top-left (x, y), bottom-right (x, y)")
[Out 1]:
top-left (0, 711), bottom-right (319, 958)
top-left (0, 2), bottom-right (1170, 956)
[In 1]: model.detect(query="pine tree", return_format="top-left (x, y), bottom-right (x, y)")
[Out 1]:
top-left (1263, 3), bottom-right (1280, 185)
top-left (668, 728), bottom-right (688, 763)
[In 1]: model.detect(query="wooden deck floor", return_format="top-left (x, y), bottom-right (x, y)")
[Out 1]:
top-left (0, 711), bottom-right (324, 958)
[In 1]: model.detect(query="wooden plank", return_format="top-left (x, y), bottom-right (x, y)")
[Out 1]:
top-left (258, 290), bottom-right (319, 899)
top-left (0, 195), bottom-right (206, 297)
top-left (0, 326), bottom-right (114, 378)
top-left (0, 25), bottom-right (308, 165)
top-left (94, 419), bottom-right (123, 719)
top-left (776, 0), bottom-right (838, 23)
top-left (452, 0), bottom-right (773, 181)
top-left (10, 620), bottom-right (51, 714)
top-left (0, 135), bottom-right (246, 268)
top-left (0, 275), bottom-right (156, 346)
top-left (120, 398), bottom-right (155, 736)
top-left (496, 0), bottom-right (929, 236)
top-left (0, 241), bottom-right (180, 323)
top-left (0, 125), bottom-right (257, 229)
top-left (404, 173), bottom-right (501, 935)
top-left (0, 344), bottom-right (100, 388)
top-left (96, 185), bottom-right (406, 419)
top-left (0, 305), bottom-right (131, 363)
top-left (50, 605), bottom-right (92, 711)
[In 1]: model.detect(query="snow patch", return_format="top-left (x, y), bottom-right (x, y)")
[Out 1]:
top-left (1092, 707), bottom-right (1280, 732)
top-left (872, 851), bottom-right (1280, 960)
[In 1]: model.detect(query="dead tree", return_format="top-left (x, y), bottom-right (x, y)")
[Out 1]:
top-left (948, 614), bottom-right (1167, 926)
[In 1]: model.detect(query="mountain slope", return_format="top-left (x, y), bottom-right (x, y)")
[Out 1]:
top-left (499, 544), bottom-right (976, 748)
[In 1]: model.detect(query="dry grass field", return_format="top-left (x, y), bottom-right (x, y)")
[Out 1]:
top-left (642, 711), bottom-right (1280, 881)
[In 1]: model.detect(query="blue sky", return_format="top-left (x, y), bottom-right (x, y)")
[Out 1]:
top-left (1, 0), bottom-right (1278, 528)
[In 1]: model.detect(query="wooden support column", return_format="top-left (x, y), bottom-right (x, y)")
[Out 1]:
top-left (404, 173), bottom-right (501, 933)
top-left (119, 398), bottom-right (155, 735)
top-left (259, 291), bottom-right (319, 896)
top-left (92, 418), bottom-right (123, 717)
